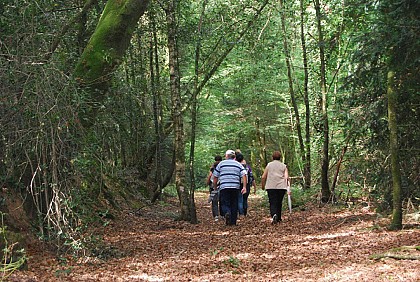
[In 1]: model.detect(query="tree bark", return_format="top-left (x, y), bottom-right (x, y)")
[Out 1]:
top-left (166, 0), bottom-right (196, 222)
top-left (300, 0), bottom-right (311, 190)
top-left (74, 0), bottom-right (150, 127)
top-left (187, 0), bottom-right (208, 224)
top-left (279, 0), bottom-right (306, 188)
top-left (255, 117), bottom-right (267, 171)
top-left (331, 142), bottom-right (348, 198)
top-left (314, 0), bottom-right (331, 202)
top-left (387, 69), bottom-right (402, 230)
top-left (149, 4), bottom-right (164, 203)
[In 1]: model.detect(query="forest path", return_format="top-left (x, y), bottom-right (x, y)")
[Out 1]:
top-left (10, 191), bottom-right (420, 281)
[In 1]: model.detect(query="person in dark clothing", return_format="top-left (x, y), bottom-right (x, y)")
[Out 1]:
top-left (212, 150), bottom-right (247, 226)
top-left (235, 153), bottom-right (257, 216)
top-left (206, 155), bottom-right (222, 221)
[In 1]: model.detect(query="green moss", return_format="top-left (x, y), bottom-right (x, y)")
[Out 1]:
top-left (74, 0), bottom-right (150, 124)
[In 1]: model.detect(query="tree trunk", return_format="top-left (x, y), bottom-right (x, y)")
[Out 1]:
top-left (387, 69), bottom-right (402, 230)
top-left (331, 142), bottom-right (348, 199)
top-left (279, 0), bottom-right (306, 187)
top-left (166, 0), bottom-right (196, 222)
top-left (300, 0), bottom-right (311, 190)
top-left (74, 0), bottom-right (150, 127)
top-left (314, 0), bottom-right (331, 202)
top-left (255, 117), bottom-right (267, 171)
top-left (149, 4), bottom-right (164, 203)
top-left (187, 0), bottom-right (208, 224)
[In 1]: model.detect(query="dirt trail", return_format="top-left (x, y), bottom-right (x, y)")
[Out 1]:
top-left (9, 191), bottom-right (420, 281)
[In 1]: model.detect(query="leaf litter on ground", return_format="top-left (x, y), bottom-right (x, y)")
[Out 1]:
top-left (8, 191), bottom-right (420, 281)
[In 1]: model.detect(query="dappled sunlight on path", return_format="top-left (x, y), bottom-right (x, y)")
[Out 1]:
top-left (10, 191), bottom-right (420, 281)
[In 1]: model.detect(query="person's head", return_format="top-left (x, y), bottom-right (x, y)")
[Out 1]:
top-left (225, 149), bottom-right (236, 159)
top-left (214, 155), bottom-right (222, 162)
top-left (213, 160), bottom-right (221, 168)
top-left (235, 152), bottom-right (244, 163)
top-left (272, 151), bottom-right (282, 160)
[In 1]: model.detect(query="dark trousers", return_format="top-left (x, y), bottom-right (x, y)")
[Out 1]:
top-left (242, 192), bottom-right (250, 215)
top-left (211, 191), bottom-right (219, 217)
top-left (220, 188), bottom-right (240, 225)
top-left (237, 190), bottom-right (244, 215)
top-left (209, 185), bottom-right (219, 217)
top-left (267, 189), bottom-right (286, 220)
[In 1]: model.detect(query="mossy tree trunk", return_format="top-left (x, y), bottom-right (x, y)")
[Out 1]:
top-left (387, 69), bottom-right (402, 230)
top-left (74, 0), bottom-right (150, 126)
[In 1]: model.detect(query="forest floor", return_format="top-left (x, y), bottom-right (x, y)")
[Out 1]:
top-left (8, 191), bottom-right (420, 282)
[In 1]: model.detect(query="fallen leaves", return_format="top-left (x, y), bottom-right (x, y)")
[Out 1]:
top-left (9, 192), bottom-right (420, 281)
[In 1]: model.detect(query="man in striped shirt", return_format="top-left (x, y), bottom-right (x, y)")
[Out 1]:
top-left (212, 150), bottom-right (247, 225)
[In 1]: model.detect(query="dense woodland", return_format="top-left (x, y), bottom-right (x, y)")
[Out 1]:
top-left (0, 0), bottom-right (419, 278)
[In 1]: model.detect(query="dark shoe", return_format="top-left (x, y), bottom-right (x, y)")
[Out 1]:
top-left (271, 214), bottom-right (278, 225)
top-left (243, 208), bottom-right (247, 216)
top-left (225, 213), bottom-right (231, 225)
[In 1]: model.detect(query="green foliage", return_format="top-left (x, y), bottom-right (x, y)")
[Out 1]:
top-left (0, 213), bottom-right (27, 280)
top-left (162, 184), bottom-right (178, 198)
top-left (339, 0), bottom-right (420, 209)
top-left (223, 256), bottom-right (240, 268)
top-left (1, 0), bottom-right (419, 256)
top-left (54, 267), bottom-right (73, 278)
top-left (286, 186), bottom-right (316, 209)
top-left (210, 247), bottom-right (224, 257)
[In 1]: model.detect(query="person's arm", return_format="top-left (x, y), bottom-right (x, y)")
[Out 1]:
top-left (241, 175), bottom-right (247, 194)
top-left (261, 167), bottom-right (268, 190)
top-left (206, 171), bottom-right (212, 186)
top-left (212, 176), bottom-right (219, 190)
top-left (248, 166), bottom-right (257, 194)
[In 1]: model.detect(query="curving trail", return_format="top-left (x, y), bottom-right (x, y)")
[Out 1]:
top-left (10, 191), bottom-right (420, 281)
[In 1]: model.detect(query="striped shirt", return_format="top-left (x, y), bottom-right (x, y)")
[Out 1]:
top-left (213, 159), bottom-right (247, 190)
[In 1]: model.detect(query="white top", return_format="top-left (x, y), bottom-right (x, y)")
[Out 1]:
top-left (265, 160), bottom-right (288, 190)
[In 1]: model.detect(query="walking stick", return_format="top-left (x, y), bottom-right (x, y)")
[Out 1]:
top-left (287, 186), bottom-right (292, 213)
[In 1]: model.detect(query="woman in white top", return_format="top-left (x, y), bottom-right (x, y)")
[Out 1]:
top-left (261, 151), bottom-right (290, 224)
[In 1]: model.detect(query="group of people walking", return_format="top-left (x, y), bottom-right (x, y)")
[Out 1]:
top-left (206, 149), bottom-right (290, 226)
